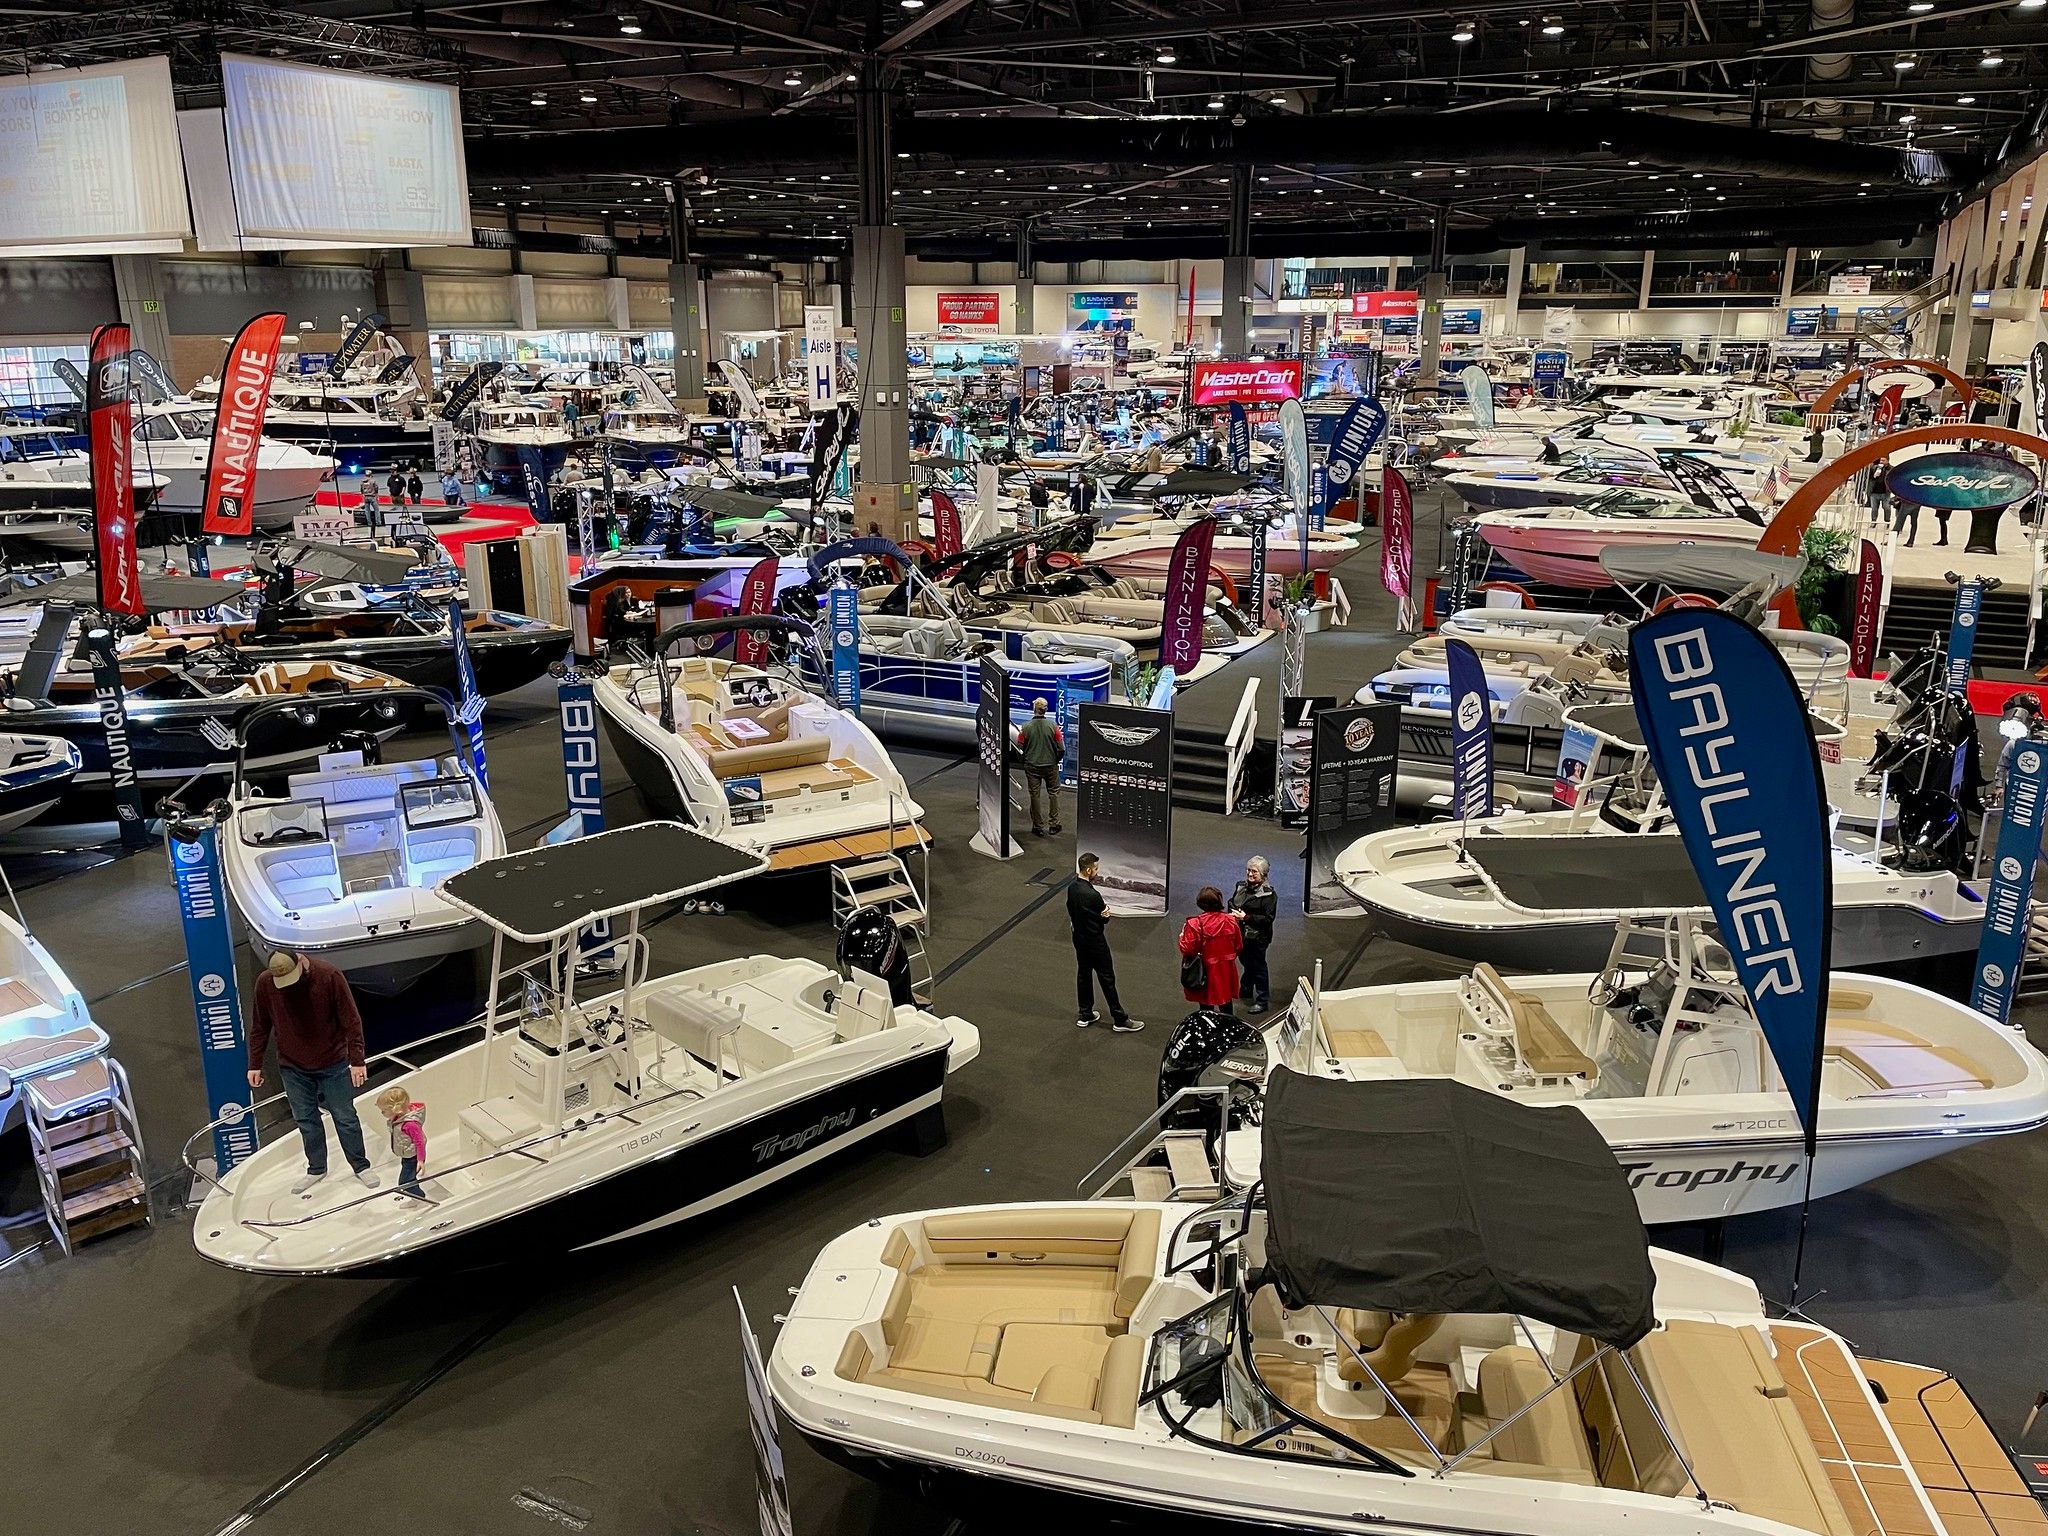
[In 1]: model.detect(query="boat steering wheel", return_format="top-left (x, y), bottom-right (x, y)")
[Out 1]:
top-left (1587, 966), bottom-right (1629, 1007)
top-left (255, 824), bottom-right (321, 846)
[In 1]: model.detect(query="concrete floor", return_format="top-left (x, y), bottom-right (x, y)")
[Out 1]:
top-left (3, 488), bottom-right (2047, 1535)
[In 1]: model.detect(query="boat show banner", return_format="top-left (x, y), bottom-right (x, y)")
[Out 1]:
top-left (1553, 721), bottom-right (1599, 807)
top-left (1460, 364), bottom-right (1496, 434)
top-left (2028, 341), bottom-right (2048, 435)
top-left (87, 322), bottom-right (143, 617)
top-left (326, 312), bottom-right (387, 378)
top-left (555, 667), bottom-right (614, 956)
top-left (1627, 610), bottom-right (1830, 1151)
top-left (1248, 512), bottom-right (1269, 630)
top-left (1872, 383), bottom-right (1904, 435)
top-left (52, 358), bottom-right (85, 402)
top-left (1227, 402), bottom-right (1250, 475)
top-left (1077, 702), bottom-right (1172, 914)
top-left (929, 489), bottom-right (963, 559)
top-left (127, 348), bottom-right (176, 403)
top-left (1321, 395), bottom-right (1387, 490)
top-left (1279, 398), bottom-right (1309, 520)
top-left (1444, 639), bottom-right (1497, 821)
top-left (732, 557), bottom-right (780, 667)
top-left (975, 655), bottom-right (1012, 858)
top-left (1159, 518), bottom-right (1217, 676)
top-left (449, 599), bottom-right (490, 791)
top-left (1945, 577), bottom-right (1985, 690)
top-left (1849, 540), bottom-right (1884, 679)
top-left (85, 626), bottom-right (149, 850)
top-left (376, 353), bottom-right (417, 386)
top-left (169, 820), bottom-right (257, 1173)
top-left (201, 311), bottom-right (287, 535)
top-left (1277, 694), bottom-right (1333, 827)
top-left (439, 359), bottom-right (501, 420)
top-left (803, 304), bottom-right (838, 412)
top-left (1381, 466), bottom-right (1413, 625)
top-left (1970, 741), bottom-right (2048, 1025)
top-left (1191, 359), bottom-right (1303, 406)
top-left (827, 585), bottom-right (861, 712)
top-left (1306, 702), bottom-right (1400, 914)
top-left (1310, 463), bottom-right (1328, 533)
top-left (518, 445), bottom-right (554, 525)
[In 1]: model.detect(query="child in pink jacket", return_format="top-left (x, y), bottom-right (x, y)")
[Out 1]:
top-left (377, 1086), bottom-right (427, 1198)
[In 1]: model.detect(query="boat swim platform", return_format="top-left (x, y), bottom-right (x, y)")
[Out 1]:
top-left (764, 823), bottom-right (930, 873)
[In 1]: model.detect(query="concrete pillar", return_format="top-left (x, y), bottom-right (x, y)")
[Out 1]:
top-left (373, 257), bottom-right (431, 376)
top-left (1778, 247), bottom-right (1799, 310)
top-left (109, 256), bottom-right (174, 383)
top-left (1418, 206), bottom-right (1450, 387)
top-left (1221, 163), bottom-right (1253, 357)
top-left (511, 274), bottom-right (538, 333)
top-left (1638, 250), bottom-right (1655, 309)
top-left (1014, 223), bottom-right (1036, 335)
top-left (668, 263), bottom-right (706, 403)
top-left (1503, 246), bottom-right (1527, 336)
top-left (852, 61), bottom-right (914, 541)
top-left (1945, 205), bottom-right (1987, 382)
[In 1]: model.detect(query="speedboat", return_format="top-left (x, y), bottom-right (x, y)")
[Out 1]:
top-left (1200, 904), bottom-right (2048, 1223)
top-left (0, 902), bottom-right (102, 1133)
top-left (773, 1073), bottom-right (2046, 1535)
top-left (0, 425), bottom-right (167, 534)
top-left (1473, 491), bottom-right (1764, 590)
top-left (594, 619), bottom-right (926, 871)
top-left (1086, 515), bottom-right (1360, 581)
top-left (128, 398), bottom-right (335, 530)
top-left (1334, 815), bottom-right (1982, 984)
top-left (220, 691), bottom-right (504, 993)
top-left (603, 405), bottom-right (691, 472)
top-left (187, 823), bottom-right (979, 1276)
top-left (0, 734), bottom-right (81, 832)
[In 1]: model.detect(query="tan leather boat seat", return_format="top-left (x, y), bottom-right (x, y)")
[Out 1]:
top-left (1335, 1310), bottom-right (1444, 1386)
top-left (1478, 1344), bottom-right (1596, 1478)
top-left (1825, 1018), bottom-right (1992, 1097)
top-left (1475, 963), bottom-right (1598, 1081)
top-left (1326, 1026), bottom-right (1395, 1059)
top-left (707, 735), bottom-right (829, 780)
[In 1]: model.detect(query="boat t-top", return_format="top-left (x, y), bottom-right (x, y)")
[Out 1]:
top-left (188, 822), bottom-right (981, 1277)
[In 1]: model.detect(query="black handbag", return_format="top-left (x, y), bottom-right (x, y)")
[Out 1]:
top-left (1180, 947), bottom-right (1208, 993)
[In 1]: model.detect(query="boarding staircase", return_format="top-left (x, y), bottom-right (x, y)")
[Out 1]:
top-left (832, 852), bottom-right (935, 1006)
top-left (1078, 1085), bottom-right (1231, 1203)
top-left (25, 1056), bottom-right (150, 1257)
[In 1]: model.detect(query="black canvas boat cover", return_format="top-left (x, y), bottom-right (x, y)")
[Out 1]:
top-left (1146, 469), bottom-right (1256, 498)
top-left (1597, 545), bottom-right (1803, 595)
top-left (676, 486), bottom-right (790, 520)
top-left (0, 571), bottom-right (229, 612)
top-left (438, 822), bottom-right (767, 942)
top-left (1463, 831), bottom-right (1708, 914)
top-left (261, 540), bottom-right (423, 585)
top-left (1261, 1069), bottom-right (1657, 1347)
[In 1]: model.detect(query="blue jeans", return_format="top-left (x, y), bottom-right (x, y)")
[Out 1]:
top-left (398, 1157), bottom-right (421, 1197)
top-left (281, 1062), bottom-right (370, 1176)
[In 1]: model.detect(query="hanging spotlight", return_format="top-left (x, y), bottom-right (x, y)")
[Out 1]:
top-left (1894, 55), bottom-right (1917, 70)
top-left (1207, 96), bottom-right (1226, 110)
top-left (1981, 51), bottom-right (2005, 66)
top-left (1155, 46), bottom-right (1177, 64)
top-left (529, 92), bottom-right (546, 106)
top-left (1451, 22), bottom-right (1475, 42)
top-left (901, 0), bottom-right (926, 8)
top-left (783, 72), bottom-right (802, 86)
top-left (617, 11), bottom-right (642, 32)
top-left (579, 90), bottom-right (597, 103)
top-left (1540, 17), bottom-right (1566, 35)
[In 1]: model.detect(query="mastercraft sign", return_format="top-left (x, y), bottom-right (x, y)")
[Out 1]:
top-left (1352, 290), bottom-right (1419, 318)
top-left (1191, 359), bottom-right (1303, 405)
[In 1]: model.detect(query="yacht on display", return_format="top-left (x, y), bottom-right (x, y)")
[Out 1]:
top-left (220, 692), bottom-right (505, 994)
top-left (772, 1073), bottom-right (2046, 1536)
top-left (0, 426), bottom-right (168, 550)
top-left (188, 822), bottom-right (979, 1277)
top-left (195, 371), bottom-right (433, 470)
top-left (1472, 492), bottom-right (1765, 590)
top-left (594, 617), bottom-right (926, 871)
top-left (603, 404), bottom-right (692, 471)
top-left (471, 400), bottom-right (576, 488)
top-left (129, 399), bottom-right (336, 530)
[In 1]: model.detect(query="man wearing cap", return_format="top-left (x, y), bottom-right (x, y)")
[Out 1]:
top-left (1013, 696), bottom-right (1065, 837)
top-left (246, 950), bottom-right (378, 1195)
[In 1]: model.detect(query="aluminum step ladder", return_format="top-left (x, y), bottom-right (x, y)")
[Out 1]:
top-left (25, 1055), bottom-right (151, 1257)
top-left (832, 852), bottom-right (934, 1006)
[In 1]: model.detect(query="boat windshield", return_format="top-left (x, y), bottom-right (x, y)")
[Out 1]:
top-left (0, 431), bottom-right (69, 461)
top-left (400, 775), bottom-right (479, 830)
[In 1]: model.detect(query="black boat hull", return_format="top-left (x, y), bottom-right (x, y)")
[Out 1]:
top-left (233, 627), bottom-right (572, 697)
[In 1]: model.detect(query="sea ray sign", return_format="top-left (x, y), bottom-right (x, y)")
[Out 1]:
top-left (1628, 609), bottom-right (1831, 1154)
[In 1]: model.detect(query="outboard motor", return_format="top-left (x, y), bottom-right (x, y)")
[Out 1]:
top-left (837, 906), bottom-right (914, 1007)
top-left (332, 728), bottom-right (381, 766)
top-left (1894, 786), bottom-right (1970, 875)
top-left (1159, 1008), bottom-right (1269, 1133)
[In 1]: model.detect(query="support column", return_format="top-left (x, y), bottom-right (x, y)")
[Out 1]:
top-left (109, 255), bottom-right (174, 382)
top-left (1013, 222), bottom-right (1036, 335)
top-left (852, 60), bottom-right (914, 542)
top-left (373, 256), bottom-right (430, 377)
top-left (667, 182), bottom-right (707, 406)
top-left (1221, 163), bottom-right (1254, 357)
top-left (1944, 203), bottom-right (1988, 382)
top-left (1638, 250), bottom-right (1655, 310)
top-left (1418, 206), bottom-right (1450, 387)
top-left (1502, 246), bottom-right (1526, 336)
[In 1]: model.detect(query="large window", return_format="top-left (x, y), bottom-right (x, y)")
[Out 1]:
top-left (0, 344), bottom-right (89, 415)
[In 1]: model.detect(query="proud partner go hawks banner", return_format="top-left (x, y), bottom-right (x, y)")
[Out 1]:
top-left (202, 312), bottom-right (288, 536)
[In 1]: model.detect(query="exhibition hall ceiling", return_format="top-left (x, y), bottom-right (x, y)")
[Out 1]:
top-left (1, 0), bottom-right (2041, 256)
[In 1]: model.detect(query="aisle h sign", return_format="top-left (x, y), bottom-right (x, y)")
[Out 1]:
top-left (803, 306), bottom-right (837, 412)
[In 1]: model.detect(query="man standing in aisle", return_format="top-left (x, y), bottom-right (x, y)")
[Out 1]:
top-left (246, 950), bottom-right (379, 1194)
top-left (1069, 852), bottom-right (1142, 1033)
top-left (1014, 696), bottom-right (1064, 837)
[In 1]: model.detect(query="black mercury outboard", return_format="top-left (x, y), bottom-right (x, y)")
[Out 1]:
top-left (331, 728), bottom-right (381, 766)
top-left (837, 906), bottom-right (914, 1007)
top-left (1159, 1008), bottom-right (1270, 1132)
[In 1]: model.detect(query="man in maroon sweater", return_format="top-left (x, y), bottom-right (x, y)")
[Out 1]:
top-left (246, 951), bottom-right (379, 1194)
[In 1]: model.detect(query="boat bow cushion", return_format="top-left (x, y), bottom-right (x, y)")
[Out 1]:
top-left (708, 736), bottom-right (829, 780)
top-left (1478, 1344), bottom-right (1597, 1477)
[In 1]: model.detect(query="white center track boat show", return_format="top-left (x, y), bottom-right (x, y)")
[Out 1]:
top-left (187, 823), bottom-right (980, 1278)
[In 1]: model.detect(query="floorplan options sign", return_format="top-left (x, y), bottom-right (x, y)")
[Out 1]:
top-left (1191, 360), bottom-right (1303, 406)
top-left (936, 291), bottom-right (1002, 335)
top-left (975, 656), bottom-right (1013, 858)
top-left (1077, 702), bottom-right (1173, 915)
top-left (1306, 702), bottom-right (1400, 914)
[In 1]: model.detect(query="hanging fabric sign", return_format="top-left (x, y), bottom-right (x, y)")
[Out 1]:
top-left (201, 312), bottom-right (288, 536)
top-left (449, 599), bottom-right (490, 791)
top-left (87, 323), bottom-right (142, 617)
top-left (1445, 639), bottom-right (1497, 821)
top-left (1226, 402), bottom-right (1251, 475)
top-left (930, 489), bottom-right (963, 559)
top-left (170, 822), bottom-right (257, 1172)
top-left (1381, 466), bottom-right (1413, 603)
top-left (1849, 540), bottom-right (1884, 679)
top-left (827, 585), bottom-right (861, 711)
top-left (733, 557), bottom-right (781, 667)
top-left (1322, 396), bottom-right (1387, 488)
top-left (1946, 577), bottom-right (1984, 690)
top-left (1159, 517), bottom-right (1217, 676)
top-left (1970, 743), bottom-right (2048, 1025)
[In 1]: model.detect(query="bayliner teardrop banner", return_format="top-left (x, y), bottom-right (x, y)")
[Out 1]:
top-left (201, 311), bottom-right (286, 536)
top-left (1159, 517), bottom-right (1217, 676)
top-left (1627, 609), bottom-right (1830, 1151)
top-left (87, 323), bottom-right (142, 617)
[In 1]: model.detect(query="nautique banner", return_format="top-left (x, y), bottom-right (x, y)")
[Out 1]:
top-left (87, 322), bottom-right (142, 617)
top-left (201, 311), bottom-right (287, 536)
top-left (1627, 610), bottom-right (1830, 1153)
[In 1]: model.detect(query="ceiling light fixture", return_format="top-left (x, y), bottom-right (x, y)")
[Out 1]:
top-left (901, 0), bottom-right (925, 8)
top-left (1894, 54), bottom-right (1917, 70)
top-left (529, 93), bottom-right (546, 105)
top-left (1957, 94), bottom-right (1976, 103)
top-left (1208, 97), bottom-right (1225, 109)
top-left (579, 91), bottom-right (597, 103)
top-left (1541, 18), bottom-right (1565, 35)
top-left (1981, 51), bottom-right (2005, 66)
top-left (1451, 22), bottom-right (1475, 42)
top-left (783, 73), bottom-right (802, 86)
top-left (1156, 47), bottom-right (1177, 64)
top-left (1899, 112), bottom-right (1918, 123)
top-left (1907, 1), bottom-right (1932, 11)
top-left (618, 11), bottom-right (642, 32)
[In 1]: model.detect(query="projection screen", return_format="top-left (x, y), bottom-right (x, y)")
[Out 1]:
top-left (219, 55), bottom-right (472, 247)
top-left (0, 57), bottom-right (191, 255)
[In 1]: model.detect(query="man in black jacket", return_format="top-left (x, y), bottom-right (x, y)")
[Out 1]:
top-left (1068, 853), bottom-right (1142, 1032)
top-left (1229, 855), bottom-right (1278, 1014)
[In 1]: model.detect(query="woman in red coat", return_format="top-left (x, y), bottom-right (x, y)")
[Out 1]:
top-left (1178, 885), bottom-right (1245, 1014)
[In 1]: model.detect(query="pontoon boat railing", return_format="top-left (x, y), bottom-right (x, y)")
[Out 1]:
top-left (1222, 677), bottom-right (1260, 816)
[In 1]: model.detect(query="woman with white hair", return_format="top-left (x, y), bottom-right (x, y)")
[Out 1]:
top-left (1228, 855), bottom-right (1278, 1014)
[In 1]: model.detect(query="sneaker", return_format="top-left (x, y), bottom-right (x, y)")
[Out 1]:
top-left (1050, 824), bottom-right (1063, 835)
top-left (1112, 1017), bottom-right (1146, 1033)
top-left (354, 1168), bottom-right (382, 1189)
top-left (1076, 1010), bottom-right (1100, 1028)
top-left (290, 1171), bottom-right (326, 1195)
